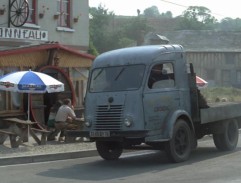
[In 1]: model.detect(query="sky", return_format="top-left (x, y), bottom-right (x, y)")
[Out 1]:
top-left (89, 0), bottom-right (241, 21)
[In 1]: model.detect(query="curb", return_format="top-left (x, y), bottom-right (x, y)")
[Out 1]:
top-left (0, 150), bottom-right (98, 166)
top-left (1, 130), bottom-right (240, 166)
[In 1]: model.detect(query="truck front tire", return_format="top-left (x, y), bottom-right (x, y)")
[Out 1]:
top-left (165, 119), bottom-right (192, 163)
top-left (96, 141), bottom-right (123, 160)
top-left (213, 119), bottom-right (239, 151)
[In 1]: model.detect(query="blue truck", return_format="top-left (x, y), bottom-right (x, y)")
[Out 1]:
top-left (68, 45), bottom-right (241, 162)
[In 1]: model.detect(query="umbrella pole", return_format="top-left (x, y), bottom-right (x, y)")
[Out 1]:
top-left (28, 93), bottom-right (30, 121)
top-left (27, 93), bottom-right (30, 142)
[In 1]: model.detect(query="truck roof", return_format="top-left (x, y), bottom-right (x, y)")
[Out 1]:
top-left (92, 45), bottom-right (184, 68)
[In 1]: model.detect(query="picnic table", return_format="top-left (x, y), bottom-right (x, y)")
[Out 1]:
top-left (0, 118), bottom-right (50, 148)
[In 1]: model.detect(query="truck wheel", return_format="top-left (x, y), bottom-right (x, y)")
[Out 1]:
top-left (165, 119), bottom-right (192, 163)
top-left (96, 141), bottom-right (123, 160)
top-left (213, 119), bottom-right (239, 151)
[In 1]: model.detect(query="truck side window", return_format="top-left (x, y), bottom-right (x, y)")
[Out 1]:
top-left (148, 63), bottom-right (175, 89)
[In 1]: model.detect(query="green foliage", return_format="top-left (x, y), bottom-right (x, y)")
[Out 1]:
top-left (201, 87), bottom-right (241, 103)
top-left (89, 5), bottom-right (115, 53)
top-left (89, 5), bottom-right (152, 54)
top-left (117, 37), bottom-right (136, 48)
top-left (123, 17), bottom-right (152, 42)
top-left (143, 6), bottom-right (160, 17)
top-left (160, 11), bottom-right (173, 18)
top-left (217, 18), bottom-right (241, 31)
top-left (178, 6), bottom-right (217, 30)
top-left (88, 41), bottom-right (99, 56)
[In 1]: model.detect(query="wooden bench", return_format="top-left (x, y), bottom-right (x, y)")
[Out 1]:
top-left (63, 119), bottom-right (84, 143)
top-left (3, 118), bottom-right (36, 143)
top-left (30, 128), bottom-right (51, 145)
top-left (0, 129), bottom-right (20, 148)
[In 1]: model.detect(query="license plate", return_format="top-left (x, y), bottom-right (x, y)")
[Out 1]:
top-left (90, 131), bottom-right (110, 137)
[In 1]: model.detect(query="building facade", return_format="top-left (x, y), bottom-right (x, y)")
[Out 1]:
top-left (0, 0), bottom-right (93, 125)
top-left (0, 0), bottom-right (89, 50)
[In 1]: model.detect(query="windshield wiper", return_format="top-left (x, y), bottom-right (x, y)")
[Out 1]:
top-left (114, 67), bottom-right (125, 80)
top-left (93, 69), bottom-right (103, 80)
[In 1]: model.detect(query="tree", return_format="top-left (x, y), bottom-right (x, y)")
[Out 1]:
top-left (178, 6), bottom-right (217, 30)
top-left (123, 17), bottom-right (153, 45)
top-left (143, 6), bottom-right (160, 17)
top-left (89, 5), bottom-right (115, 53)
top-left (218, 18), bottom-right (241, 31)
top-left (160, 11), bottom-right (173, 18)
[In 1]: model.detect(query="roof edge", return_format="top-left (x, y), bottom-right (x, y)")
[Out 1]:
top-left (0, 43), bottom-right (95, 60)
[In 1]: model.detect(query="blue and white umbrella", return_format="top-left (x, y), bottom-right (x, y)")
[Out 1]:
top-left (0, 70), bottom-right (64, 121)
top-left (0, 70), bottom-right (64, 93)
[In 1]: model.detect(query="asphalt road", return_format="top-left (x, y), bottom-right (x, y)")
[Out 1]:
top-left (1, 135), bottom-right (241, 183)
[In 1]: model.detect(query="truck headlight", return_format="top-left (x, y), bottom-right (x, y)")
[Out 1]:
top-left (124, 116), bottom-right (133, 127)
top-left (85, 118), bottom-right (92, 127)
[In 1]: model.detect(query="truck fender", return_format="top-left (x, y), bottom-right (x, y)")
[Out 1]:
top-left (163, 109), bottom-right (194, 139)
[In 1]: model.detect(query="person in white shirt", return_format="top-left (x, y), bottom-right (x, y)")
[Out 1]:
top-left (54, 98), bottom-right (76, 141)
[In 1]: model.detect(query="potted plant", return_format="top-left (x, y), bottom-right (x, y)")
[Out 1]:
top-left (0, 5), bottom-right (5, 15)
top-left (73, 14), bottom-right (81, 23)
top-left (73, 17), bottom-right (78, 23)
top-left (39, 6), bottom-right (49, 19)
top-left (53, 14), bottom-right (59, 19)
top-left (39, 13), bottom-right (44, 18)
top-left (0, 9), bottom-right (4, 15)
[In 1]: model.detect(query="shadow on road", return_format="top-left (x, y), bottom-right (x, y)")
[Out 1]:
top-left (37, 142), bottom-right (241, 181)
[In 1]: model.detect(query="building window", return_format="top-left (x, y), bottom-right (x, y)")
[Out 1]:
top-left (26, 0), bottom-right (36, 24)
top-left (57, 0), bottom-right (71, 27)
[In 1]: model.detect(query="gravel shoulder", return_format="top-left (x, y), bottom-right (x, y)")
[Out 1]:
top-left (0, 136), bottom-right (96, 158)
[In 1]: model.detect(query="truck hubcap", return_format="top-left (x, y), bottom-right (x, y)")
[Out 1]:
top-left (175, 128), bottom-right (188, 155)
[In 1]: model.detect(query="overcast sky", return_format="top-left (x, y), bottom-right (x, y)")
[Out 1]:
top-left (89, 0), bottom-right (241, 21)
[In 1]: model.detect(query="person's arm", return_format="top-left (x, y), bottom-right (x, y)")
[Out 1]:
top-left (68, 107), bottom-right (76, 120)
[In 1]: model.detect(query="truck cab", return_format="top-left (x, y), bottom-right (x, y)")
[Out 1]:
top-left (80, 45), bottom-right (196, 162)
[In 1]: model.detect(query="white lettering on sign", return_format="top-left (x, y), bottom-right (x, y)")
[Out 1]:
top-left (0, 27), bottom-right (48, 41)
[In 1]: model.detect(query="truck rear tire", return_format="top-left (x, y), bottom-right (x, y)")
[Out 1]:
top-left (96, 141), bottom-right (123, 160)
top-left (165, 119), bottom-right (192, 163)
top-left (213, 119), bottom-right (239, 151)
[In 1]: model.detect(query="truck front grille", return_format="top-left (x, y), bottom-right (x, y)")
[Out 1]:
top-left (94, 105), bottom-right (123, 130)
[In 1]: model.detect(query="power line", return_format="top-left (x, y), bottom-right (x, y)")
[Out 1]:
top-left (159, 0), bottom-right (188, 9)
top-left (159, 0), bottom-right (230, 19)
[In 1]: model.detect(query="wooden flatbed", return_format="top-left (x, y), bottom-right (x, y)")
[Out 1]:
top-left (200, 102), bottom-right (241, 124)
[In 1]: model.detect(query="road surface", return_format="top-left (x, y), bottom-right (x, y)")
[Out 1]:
top-left (0, 135), bottom-right (241, 183)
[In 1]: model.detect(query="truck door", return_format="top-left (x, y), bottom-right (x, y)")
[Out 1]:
top-left (143, 62), bottom-right (180, 134)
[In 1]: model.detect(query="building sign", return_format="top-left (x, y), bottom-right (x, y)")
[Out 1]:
top-left (0, 27), bottom-right (48, 41)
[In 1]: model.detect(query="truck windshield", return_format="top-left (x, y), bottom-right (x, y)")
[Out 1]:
top-left (89, 65), bottom-right (145, 92)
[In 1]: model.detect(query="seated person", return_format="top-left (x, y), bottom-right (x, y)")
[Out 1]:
top-left (54, 98), bottom-right (77, 141)
top-left (47, 100), bottom-right (62, 129)
top-left (47, 100), bottom-right (63, 141)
